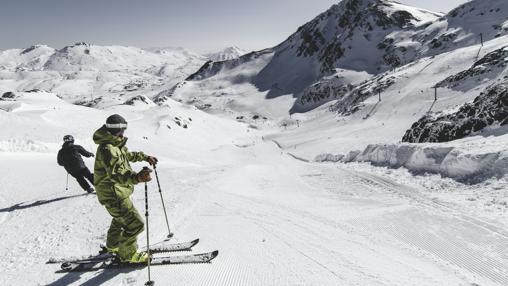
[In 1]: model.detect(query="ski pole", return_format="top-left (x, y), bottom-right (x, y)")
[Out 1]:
top-left (153, 165), bottom-right (174, 239)
top-left (144, 181), bottom-right (154, 286)
top-left (66, 173), bottom-right (69, 191)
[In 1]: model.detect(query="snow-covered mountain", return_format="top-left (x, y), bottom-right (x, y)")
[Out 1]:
top-left (204, 46), bottom-right (246, 62)
top-left (175, 0), bottom-right (508, 114)
top-left (185, 0), bottom-right (440, 101)
top-left (0, 45), bottom-right (56, 71)
top-left (0, 43), bottom-right (207, 107)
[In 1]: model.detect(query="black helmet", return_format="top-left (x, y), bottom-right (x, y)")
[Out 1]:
top-left (105, 114), bottom-right (128, 135)
top-left (63, 135), bottom-right (74, 143)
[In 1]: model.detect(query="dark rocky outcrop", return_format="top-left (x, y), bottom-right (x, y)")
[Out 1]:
top-left (1, 91), bottom-right (16, 99)
top-left (402, 81), bottom-right (508, 143)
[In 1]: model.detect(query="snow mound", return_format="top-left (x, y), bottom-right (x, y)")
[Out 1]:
top-left (314, 153), bottom-right (344, 162)
top-left (317, 142), bottom-right (508, 184)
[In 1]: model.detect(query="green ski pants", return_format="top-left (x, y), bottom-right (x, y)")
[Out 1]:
top-left (104, 197), bottom-right (144, 260)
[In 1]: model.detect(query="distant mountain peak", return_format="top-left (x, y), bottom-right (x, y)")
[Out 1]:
top-left (205, 46), bottom-right (246, 62)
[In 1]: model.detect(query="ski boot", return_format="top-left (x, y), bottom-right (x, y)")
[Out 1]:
top-left (106, 246), bottom-right (119, 255)
top-left (122, 251), bottom-right (150, 263)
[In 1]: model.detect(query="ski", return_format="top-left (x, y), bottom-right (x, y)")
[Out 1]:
top-left (59, 250), bottom-right (219, 272)
top-left (48, 238), bottom-right (199, 264)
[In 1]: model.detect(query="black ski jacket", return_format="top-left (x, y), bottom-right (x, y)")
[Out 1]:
top-left (57, 142), bottom-right (94, 174)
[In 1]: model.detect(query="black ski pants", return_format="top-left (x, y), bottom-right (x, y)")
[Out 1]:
top-left (70, 167), bottom-right (94, 191)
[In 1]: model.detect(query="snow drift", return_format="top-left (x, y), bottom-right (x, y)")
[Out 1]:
top-left (316, 142), bottom-right (508, 184)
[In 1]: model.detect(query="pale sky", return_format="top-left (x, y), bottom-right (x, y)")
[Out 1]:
top-left (0, 0), bottom-right (470, 52)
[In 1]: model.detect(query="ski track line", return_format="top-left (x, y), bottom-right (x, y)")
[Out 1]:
top-left (297, 164), bottom-right (508, 285)
top-left (247, 215), bottom-right (346, 282)
top-left (202, 193), bottom-right (351, 285)
top-left (335, 167), bottom-right (508, 285)
top-left (179, 202), bottom-right (261, 286)
top-left (347, 168), bottom-right (508, 239)
top-left (389, 221), bottom-right (508, 286)
top-left (353, 175), bottom-right (508, 281)
top-left (221, 191), bottom-right (446, 285)
top-left (149, 166), bottom-right (255, 286)
top-left (193, 206), bottom-right (244, 286)
top-left (229, 203), bottom-right (356, 284)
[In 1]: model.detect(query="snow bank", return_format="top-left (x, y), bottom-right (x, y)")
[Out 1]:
top-left (314, 153), bottom-right (344, 162)
top-left (316, 143), bottom-right (508, 184)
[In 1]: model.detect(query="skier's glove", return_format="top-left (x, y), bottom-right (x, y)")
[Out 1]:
top-left (146, 156), bottom-right (158, 166)
top-left (136, 167), bottom-right (152, 182)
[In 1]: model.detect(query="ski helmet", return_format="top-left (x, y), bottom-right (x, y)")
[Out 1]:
top-left (105, 114), bottom-right (128, 135)
top-left (63, 135), bottom-right (74, 143)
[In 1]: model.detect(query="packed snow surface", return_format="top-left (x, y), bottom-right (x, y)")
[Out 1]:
top-left (0, 86), bottom-right (507, 286)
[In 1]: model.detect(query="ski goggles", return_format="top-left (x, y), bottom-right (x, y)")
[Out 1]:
top-left (105, 123), bottom-right (128, 129)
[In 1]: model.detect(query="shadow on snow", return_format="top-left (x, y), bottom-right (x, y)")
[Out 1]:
top-left (0, 193), bottom-right (91, 213)
top-left (47, 267), bottom-right (134, 286)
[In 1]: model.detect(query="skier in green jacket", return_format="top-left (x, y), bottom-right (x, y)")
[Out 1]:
top-left (93, 114), bottom-right (158, 263)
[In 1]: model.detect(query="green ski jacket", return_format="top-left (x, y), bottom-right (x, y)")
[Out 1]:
top-left (93, 125), bottom-right (147, 205)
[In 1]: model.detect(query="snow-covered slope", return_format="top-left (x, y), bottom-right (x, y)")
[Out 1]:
top-left (402, 64), bottom-right (508, 143)
top-left (294, 0), bottom-right (508, 112)
top-left (382, 0), bottom-right (508, 67)
top-left (267, 34), bottom-right (508, 157)
top-left (1, 87), bottom-right (508, 286)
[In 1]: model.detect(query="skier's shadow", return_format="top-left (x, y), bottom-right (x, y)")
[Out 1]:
top-left (0, 193), bottom-right (90, 213)
top-left (47, 267), bottom-right (133, 286)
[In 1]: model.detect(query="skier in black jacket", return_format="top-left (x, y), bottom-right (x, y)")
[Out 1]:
top-left (57, 135), bottom-right (95, 193)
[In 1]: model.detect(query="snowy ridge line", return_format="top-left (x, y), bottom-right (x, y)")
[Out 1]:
top-left (222, 187), bottom-right (485, 284)
top-left (315, 143), bottom-right (508, 184)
